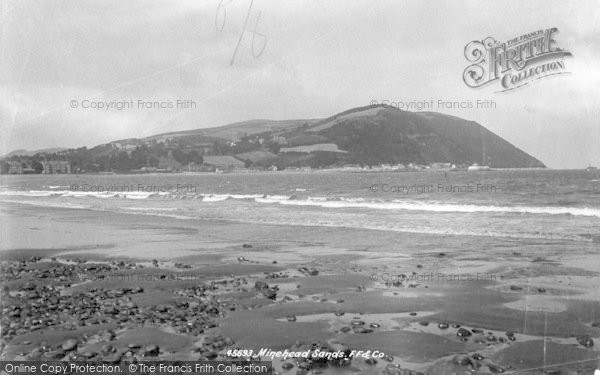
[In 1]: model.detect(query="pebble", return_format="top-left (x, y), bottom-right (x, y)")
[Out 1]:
top-left (281, 363), bottom-right (294, 370)
top-left (61, 339), bottom-right (77, 351)
top-left (457, 328), bottom-right (472, 337)
top-left (452, 354), bottom-right (472, 366)
top-left (143, 344), bottom-right (159, 356)
top-left (488, 363), bottom-right (505, 373)
top-left (364, 358), bottom-right (377, 365)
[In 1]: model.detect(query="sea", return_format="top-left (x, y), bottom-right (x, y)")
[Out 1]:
top-left (1, 169), bottom-right (599, 244)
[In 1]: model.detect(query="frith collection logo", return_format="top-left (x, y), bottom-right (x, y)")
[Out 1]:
top-left (463, 28), bottom-right (572, 92)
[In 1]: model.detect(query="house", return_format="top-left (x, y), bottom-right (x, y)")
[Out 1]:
top-left (7, 161), bottom-right (23, 174)
top-left (202, 156), bottom-right (245, 171)
top-left (42, 161), bottom-right (71, 174)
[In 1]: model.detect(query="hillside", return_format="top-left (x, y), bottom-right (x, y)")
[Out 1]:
top-left (2, 105), bottom-right (545, 172)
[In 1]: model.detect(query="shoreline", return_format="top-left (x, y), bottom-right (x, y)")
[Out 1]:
top-left (1, 201), bottom-right (599, 373)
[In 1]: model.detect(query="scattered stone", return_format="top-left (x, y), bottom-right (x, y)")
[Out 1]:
top-left (488, 363), bottom-right (505, 373)
top-left (472, 353), bottom-right (484, 361)
top-left (457, 328), bottom-right (472, 337)
top-left (281, 363), bottom-right (294, 370)
top-left (364, 358), bottom-right (377, 365)
top-left (369, 323), bottom-right (380, 328)
top-left (438, 322), bottom-right (449, 329)
top-left (143, 344), bottom-right (159, 357)
top-left (261, 288), bottom-right (277, 300)
top-left (452, 354), bottom-right (472, 366)
top-left (61, 339), bottom-right (77, 351)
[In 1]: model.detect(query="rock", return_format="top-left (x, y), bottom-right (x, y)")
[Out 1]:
top-left (351, 320), bottom-right (365, 326)
top-left (576, 335), bottom-right (594, 347)
top-left (255, 281), bottom-right (269, 290)
top-left (143, 344), bottom-right (159, 356)
top-left (370, 323), bottom-right (380, 328)
top-left (452, 354), bottom-right (472, 366)
top-left (438, 322), bottom-right (449, 329)
top-left (409, 312), bottom-right (417, 316)
top-left (287, 315), bottom-right (297, 322)
top-left (451, 324), bottom-right (461, 328)
top-left (457, 328), bottom-right (472, 337)
top-left (102, 353), bottom-right (123, 364)
top-left (334, 311), bottom-right (345, 316)
top-left (101, 344), bottom-right (117, 355)
top-left (488, 363), bottom-right (505, 373)
top-left (472, 353), bottom-right (484, 361)
top-left (354, 327), bottom-right (373, 334)
top-left (42, 349), bottom-right (65, 359)
top-left (61, 339), bottom-right (78, 351)
top-left (419, 321), bottom-right (429, 326)
top-left (242, 243), bottom-right (253, 248)
top-left (509, 285), bottom-right (523, 291)
top-left (537, 287), bottom-right (546, 293)
top-left (339, 326), bottom-right (351, 333)
top-left (261, 288), bottom-right (277, 300)
top-left (383, 364), bottom-right (402, 375)
top-left (365, 358), bottom-right (377, 365)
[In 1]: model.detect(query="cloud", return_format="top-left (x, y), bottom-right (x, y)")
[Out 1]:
top-left (1, 0), bottom-right (598, 167)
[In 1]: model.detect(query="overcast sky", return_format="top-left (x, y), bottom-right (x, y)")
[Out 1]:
top-left (1, 0), bottom-right (598, 168)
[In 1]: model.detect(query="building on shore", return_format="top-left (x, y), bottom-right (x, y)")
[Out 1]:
top-left (202, 156), bottom-right (245, 172)
top-left (7, 161), bottom-right (24, 174)
top-left (41, 160), bottom-right (71, 174)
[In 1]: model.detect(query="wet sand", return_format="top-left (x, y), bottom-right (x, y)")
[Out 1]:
top-left (1, 202), bottom-right (599, 374)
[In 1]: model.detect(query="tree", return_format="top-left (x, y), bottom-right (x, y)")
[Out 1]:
top-left (32, 161), bottom-right (44, 173)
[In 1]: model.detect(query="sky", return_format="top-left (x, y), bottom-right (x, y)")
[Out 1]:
top-left (1, 0), bottom-right (598, 168)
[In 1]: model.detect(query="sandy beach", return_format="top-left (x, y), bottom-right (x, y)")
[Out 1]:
top-left (1, 200), bottom-right (599, 374)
